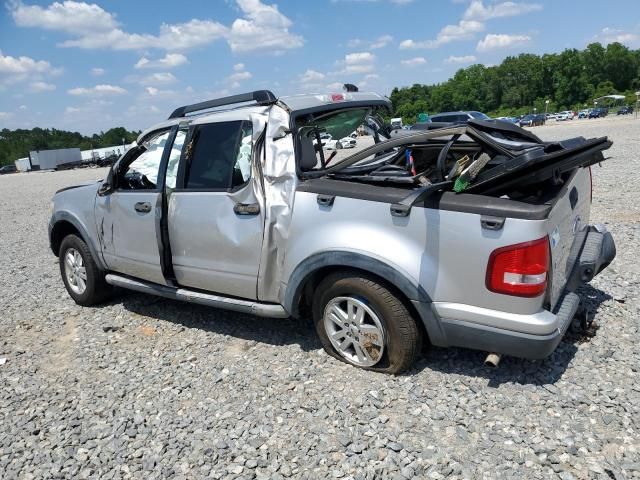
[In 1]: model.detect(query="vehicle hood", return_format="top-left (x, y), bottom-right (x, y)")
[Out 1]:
top-left (55, 180), bottom-right (102, 195)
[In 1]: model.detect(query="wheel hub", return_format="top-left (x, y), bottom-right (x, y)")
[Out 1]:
top-left (323, 296), bottom-right (385, 367)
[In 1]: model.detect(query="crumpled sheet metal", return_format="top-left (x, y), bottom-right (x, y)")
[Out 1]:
top-left (258, 104), bottom-right (298, 302)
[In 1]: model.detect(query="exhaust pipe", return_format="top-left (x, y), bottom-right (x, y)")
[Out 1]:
top-left (484, 353), bottom-right (501, 368)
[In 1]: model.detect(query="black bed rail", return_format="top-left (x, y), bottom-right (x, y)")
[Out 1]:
top-left (168, 90), bottom-right (277, 119)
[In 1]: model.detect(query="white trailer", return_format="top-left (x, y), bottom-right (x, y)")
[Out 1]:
top-left (29, 148), bottom-right (82, 170)
top-left (390, 117), bottom-right (403, 129)
top-left (14, 157), bottom-right (31, 172)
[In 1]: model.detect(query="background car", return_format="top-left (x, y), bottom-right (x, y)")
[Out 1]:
top-left (519, 114), bottom-right (545, 127)
top-left (429, 111), bottom-right (490, 123)
top-left (617, 106), bottom-right (633, 115)
top-left (589, 108), bottom-right (607, 118)
top-left (0, 165), bottom-right (18, 174)
top-left (326, 137), bottom-right (357, 149)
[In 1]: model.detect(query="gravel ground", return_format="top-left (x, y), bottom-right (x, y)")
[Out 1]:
top-left (1, 116), bottom-right (639, 479)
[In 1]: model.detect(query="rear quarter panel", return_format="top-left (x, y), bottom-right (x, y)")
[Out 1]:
top-left (284, 191), bottom-right (551, 315)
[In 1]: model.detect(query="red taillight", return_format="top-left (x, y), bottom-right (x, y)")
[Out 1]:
top-left (588, 166), bottom-right (593, 203)
top-left (486, 237), bottom-right (550, 297)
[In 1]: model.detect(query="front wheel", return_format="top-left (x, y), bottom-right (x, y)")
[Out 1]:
top-left (335, 141), bottom-right (343, 149)
top-left (313, 272), bottom-right (421, 374)
top-left (59, 234), bottom-right (112, 306)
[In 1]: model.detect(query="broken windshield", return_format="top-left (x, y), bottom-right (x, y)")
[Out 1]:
top-left (296, 106), bottom-right (392, 172)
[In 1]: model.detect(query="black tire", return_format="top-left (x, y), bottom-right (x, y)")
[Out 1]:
top-left (336, 141), bottom-right (343, 149)
top-left (59, 234), bottom-right (112, 306)
top-left (312, 272), bottom-right (421, 374)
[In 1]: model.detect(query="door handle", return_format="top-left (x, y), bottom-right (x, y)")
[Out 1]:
top-left (233, 203), bottom-right (260, 215)
top-left (134, 202), bottom-right (152, 213)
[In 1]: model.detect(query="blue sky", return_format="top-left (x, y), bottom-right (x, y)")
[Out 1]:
top-left (1, 0), bottom-right (639, 134)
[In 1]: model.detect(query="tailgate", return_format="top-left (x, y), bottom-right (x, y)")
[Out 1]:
top-left (545, 168), bottom-right (591, 310)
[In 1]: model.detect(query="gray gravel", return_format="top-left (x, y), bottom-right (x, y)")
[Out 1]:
top-left (1, 116), bottom-right (639, 479)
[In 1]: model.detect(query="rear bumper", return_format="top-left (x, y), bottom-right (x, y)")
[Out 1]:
top-left (428, 225), bottom-right (616, 359)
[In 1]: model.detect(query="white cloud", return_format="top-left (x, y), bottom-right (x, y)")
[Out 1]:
top-left (400, 20), bottom-right (484, 49)
top-left (135, 53), bottom-right (188, 69)
top-left (401, 57), bottom-right (426, 67)
top-left (345, 52), bottom-right (375, 64)
top-left (370, 34), bottom-right (393, 49)
top-left (11, 1), bottom-right (226, 51)
top-left (30, 81), bottom-right (56, 92)
top-left (0, 51), bottom-right (53, 75)
top-left (140, 72), bottom-right (178, 85)
top-left (596, 27), bottom-right (640, 48)
top-left (0, 111), bottom-right (14, 119)
top-left (227, 71), bottom-right (252, 82)
top-left (326, 82), bottom-right (344, 91)
top-left (337, 52), bottom-right (376, 74)
top-left (90, 67), bottom-right (105, 76)
top-left (300, 69), bottom-right (325, 83)
top-left (477, 33), bottom-right (531, 51)
top-left (68, 84), bottom-right (127, 96)
top-left (400, 1), bottom-right (540, 50)
top-left (11, 1), bottom-right (304, 54)
top-left (226, 0), bottom-right (304, 53)
top-left (349, 34), bottom-right (393, 50)
top-left (463, 1), bottom-right (543, 22)
top-left (445, 55), bottom-right (477, 64)
top-left (223, 64), bottom-right (252, 87)
top-left (19, 105), bottom-right (28, 110)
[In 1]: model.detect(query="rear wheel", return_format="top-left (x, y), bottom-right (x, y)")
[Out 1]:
top-left (59, 234), bottom-right (112, 306)
top-left (336, 141), bottom-right (343, 149)
top-left (313, 272), bottom-right (421, 374)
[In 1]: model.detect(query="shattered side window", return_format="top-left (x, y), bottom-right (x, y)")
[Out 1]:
top-left (232, 123), bottom-right (253, 187)
top-left (121, 131), bottom-right (169, 189)
top-left (166, 129), bottom-right (187, 190)
top-left (295, 107), bottom-right (390, 171)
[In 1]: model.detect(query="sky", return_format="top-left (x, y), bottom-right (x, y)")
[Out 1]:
top-left (1, 0), bottom-right (639, 135)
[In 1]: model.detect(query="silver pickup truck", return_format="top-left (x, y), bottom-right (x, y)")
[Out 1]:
top-left (49, 90), bottom-right (615, 373)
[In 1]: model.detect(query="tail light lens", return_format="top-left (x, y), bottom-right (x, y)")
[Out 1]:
top-left (486, 237), bottom-right (550, 297)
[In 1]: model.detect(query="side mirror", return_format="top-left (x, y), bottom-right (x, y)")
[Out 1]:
top-left (98, 181), bottom-right (113, 196)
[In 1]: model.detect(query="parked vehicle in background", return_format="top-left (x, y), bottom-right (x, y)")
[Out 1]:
top-left (496, 117), bottom-right (518, 124)
top-left (49, 89), bottom-right (616, 374)
top-left (390, 117), bottom-right (403, 129)
top-left (589, 108), bottom-right (607, 119)
top-left (617, 106), bottom-right (633, 115)
top-left (325, 137), bottom-right (357, 150)
top-left (578, 110), bottom-right (589, 119)
top-left (0, 165), bottom-right (18, 174)
top-left (97, 153), bottom-right (119, 168)
top-left (430, 111), bottom-right (490, 123)
top-left (30, 148), bottom-right (83, 170)
top-left (519, 114), bottom-right (544, 127)
top-left (555, 112), bottom-right (572, 121)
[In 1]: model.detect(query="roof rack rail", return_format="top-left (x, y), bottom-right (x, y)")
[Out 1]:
top-left (168, 90), bottom-right (277, 119)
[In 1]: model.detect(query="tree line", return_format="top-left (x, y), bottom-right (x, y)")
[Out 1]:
top-left (390, 42), bottom-right (640, 122)
top-left (0, 127), bottom-right (140, 166)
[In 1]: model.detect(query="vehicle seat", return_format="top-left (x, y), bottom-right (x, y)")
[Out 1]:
top-left (299, 136), bottom-right (318, 171)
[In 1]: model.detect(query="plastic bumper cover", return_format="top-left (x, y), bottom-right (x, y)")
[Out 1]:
top-left (429, 225), bottom-right (616, 359)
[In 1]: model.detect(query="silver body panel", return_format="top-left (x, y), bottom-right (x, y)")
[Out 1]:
top-left (50, 93), bottom-right (600, 358)
top-left (96, 191), bottom-right (165, 285)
